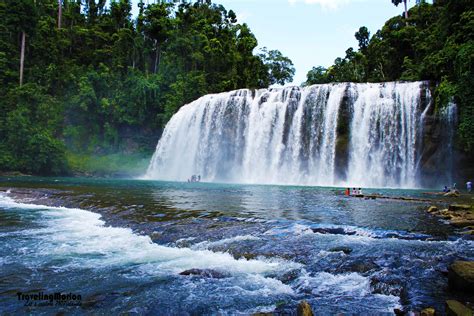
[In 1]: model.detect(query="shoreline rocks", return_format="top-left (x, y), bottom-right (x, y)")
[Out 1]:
top-left (425, 204), bottom-right (474, 229)
top-left (448, 261), bottom-right (474, 292)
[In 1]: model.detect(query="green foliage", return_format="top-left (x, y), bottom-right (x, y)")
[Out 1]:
top-left (0, 84), bottom-right (67, 175)
top-left (66, 152), bottom-right (151, 177)
top-left (303, 66), bottom-right (329, 85)
top-left (259, 48), bottom-right (296, 86)
top-left (0, 0), bottom-right (295, 175)
top-left (304, 1), bottom-right (474, 156)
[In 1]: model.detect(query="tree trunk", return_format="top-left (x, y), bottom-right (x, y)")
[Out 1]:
top-left (58, 0), bottom-right (62, 28)
top-left (154, 41), bottom-right (160, 74)
top-left (19, 31), bottom-right (25, 86)
top-left (404, 0), bottom-right (408, 19)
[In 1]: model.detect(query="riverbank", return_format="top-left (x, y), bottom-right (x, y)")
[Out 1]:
top-left (1, 178), bottom-right (473, 315)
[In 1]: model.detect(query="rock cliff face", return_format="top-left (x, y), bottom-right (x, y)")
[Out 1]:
top-left (145, 81), bottom-right (463, 188)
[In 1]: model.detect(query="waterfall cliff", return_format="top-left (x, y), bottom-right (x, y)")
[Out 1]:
top-left (145, 81), bottom-right (446, 188)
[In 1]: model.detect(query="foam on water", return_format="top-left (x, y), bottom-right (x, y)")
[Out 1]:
top-left (191, 235), bottom-right (261, 250)
top-left (295, 271), bottom-right (401, 310)
top-left (0, 193), bottom-right (299, 276)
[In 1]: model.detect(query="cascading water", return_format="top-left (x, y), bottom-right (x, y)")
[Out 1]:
top-left (145, 81), bottom-right (433, 188)
top-left (345, 82), bottom-right (425, 188)
top-left (439, 101), bottom-right (458, 185)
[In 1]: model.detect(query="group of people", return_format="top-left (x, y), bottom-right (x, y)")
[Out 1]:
top-left (188, 175), bottom-right (201, 182)
top-left (345, 187), bottom-right (363, 196)
top-left (442, 181), bottom-right (472, 193)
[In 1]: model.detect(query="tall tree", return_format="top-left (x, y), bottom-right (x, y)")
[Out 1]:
top-left (144, 3), bottom-right (172, 74)
top-left (392, 0), bottom-right (409, 19)
top-left (58, 0), bottom-right (62, 29)
top-left (355, 26), bottom-right (370, 53)
top-left (6, 0), bottom-right (37, 86)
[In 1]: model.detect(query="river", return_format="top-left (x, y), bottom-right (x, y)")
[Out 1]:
top-left (0, 177), bottom-right (472, 314)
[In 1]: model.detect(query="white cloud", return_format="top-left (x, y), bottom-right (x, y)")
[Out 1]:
top-left (288, 0), bottom-right (354, 11)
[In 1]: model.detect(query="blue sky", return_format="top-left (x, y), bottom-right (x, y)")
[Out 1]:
top-left (214, 0), bottom-right (421, 85)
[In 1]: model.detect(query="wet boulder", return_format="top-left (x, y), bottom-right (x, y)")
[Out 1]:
top-left (296, 300), bottom-right (313, 316)
top-left (179, 268), bottom-right (227, 279)
top-left (448, 261), bottom-right (474, 292)
top-left (445, 300), bottom-right (473, 316)
top-left (339, 260), bottom-right (379, 274)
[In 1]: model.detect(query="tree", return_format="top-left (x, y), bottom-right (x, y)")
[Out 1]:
top-left (5, 0), bottom-right (37, 86)
top-left (144, 3), bottom-right (172, 74)
top-left (392, 0), bottom-right (409, 19)
top-left (304, 66), bottom-right (329, 86)
top-left (259, 48), bottom-right (295, 86)
top-left (355, 26), bottom-right (370, 53)
top-left (58, 0), bottom-right (62, 29)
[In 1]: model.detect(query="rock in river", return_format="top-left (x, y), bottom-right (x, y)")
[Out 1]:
top-left (420, 307), bottom-right (436, 316)
top-left (312, 227), bottom-right (355, 235)
top-left (445, 300), bottom-right (473, 316)
top-left (448, 261), bottom-right (474, 292)
top-left (449, 204), bottom-right (472, 212)
top-left (329, 246), bottom-right (353, 254)
top-left (179, 268), bottom-right (227, 279)
top-left (297, 300), bottom-right (313, 316)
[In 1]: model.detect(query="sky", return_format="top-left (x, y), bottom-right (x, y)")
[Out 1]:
top-left (133, 0), bottom-right (422, 85)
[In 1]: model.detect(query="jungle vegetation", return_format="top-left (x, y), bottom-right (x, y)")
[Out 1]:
top-left (0, 0), bottom-right (295, 175)
top-left (304, 0), bottom-right (473, 157)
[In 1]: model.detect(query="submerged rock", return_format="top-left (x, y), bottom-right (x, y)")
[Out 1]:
top-left (445, 300), bottom-right (473, 316)
top-left (420, 307), bottom-right (436, 316)
top-left (311, 227), bottom-right (356, 235)
top-left (179, 269), bottom-right (227, 279)
top-left (339, 260), bottom-right (379, 274)
top-left (451, 219), bottom-right (474, 228)
top-left (449, 204), bottom-right (472, 212)
top-left (329, 246), bottom-right (353, 254)
top-left (231, 251), bottom-right (258, 261)
top-left (370, 276), bottom-right (404, 297)
top-left (296, 300), bottom-right (313, 316)
top-left (448, 261), bottom-right (474, 292)
top-left (394, 308), bottom-right (405, 315)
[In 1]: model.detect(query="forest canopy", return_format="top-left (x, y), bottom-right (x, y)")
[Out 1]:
top-left (0, 0), bottom-right (295, 175)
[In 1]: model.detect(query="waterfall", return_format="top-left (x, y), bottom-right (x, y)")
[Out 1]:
top-left (145, 81), bottom-right (433, 188)
top-left (439, 101), bottom-right (458, 185)
top-left (345, 82), bottom-right (425, 188)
